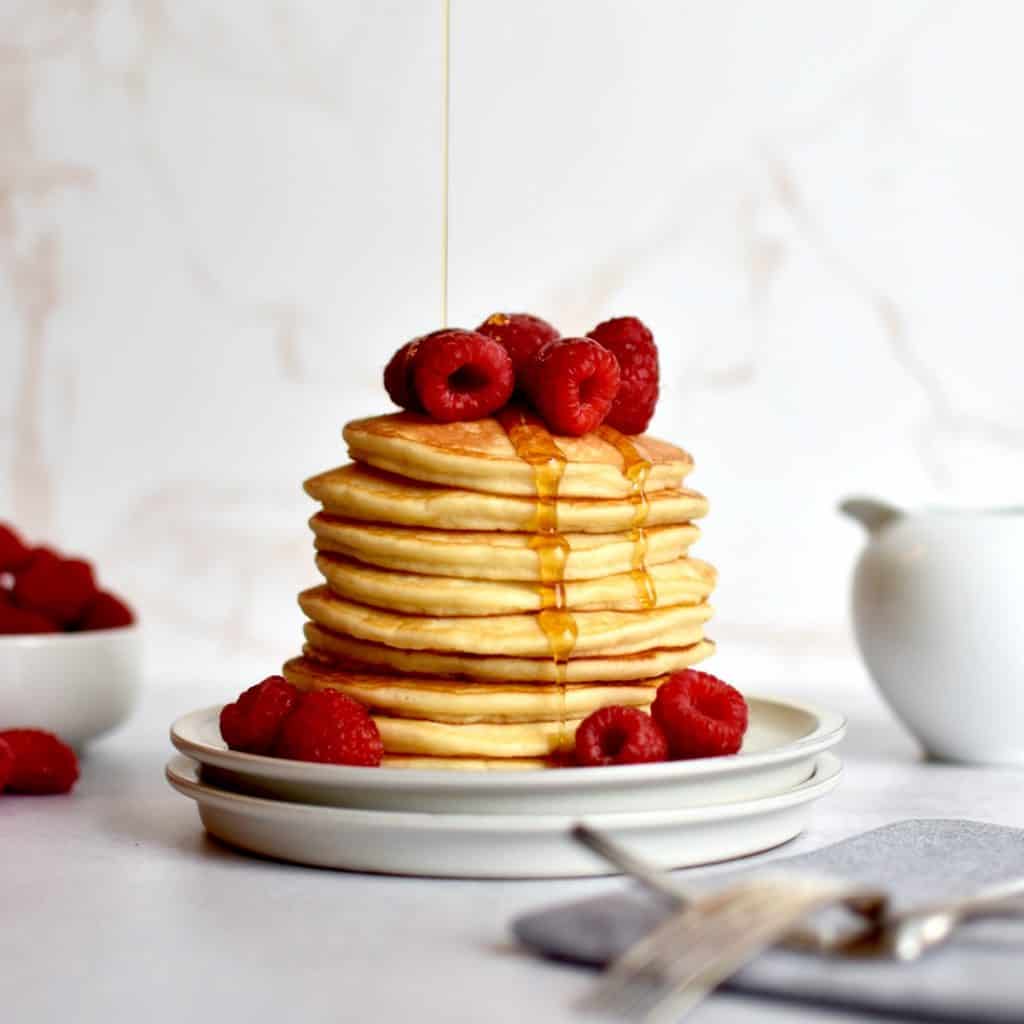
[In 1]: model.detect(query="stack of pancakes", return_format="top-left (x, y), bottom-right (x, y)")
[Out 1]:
top-left (284, 409), bottom-right (715, 769)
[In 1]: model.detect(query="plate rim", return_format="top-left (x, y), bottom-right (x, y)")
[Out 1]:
top-left (170, 695), bottom-right (846, 788)
top-left (165, 750), bottom-right (842, 832)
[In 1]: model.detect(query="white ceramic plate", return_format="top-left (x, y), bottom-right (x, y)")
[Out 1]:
top-left (166, 751), bottom-right (841, 879)
top-left (170, 697), bottom-right (845, 814)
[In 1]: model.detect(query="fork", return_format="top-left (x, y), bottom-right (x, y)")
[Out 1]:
top-left (578, 873), bottom-right (882, 1021)
top-left (573, 823), bottom-right (1024, 960)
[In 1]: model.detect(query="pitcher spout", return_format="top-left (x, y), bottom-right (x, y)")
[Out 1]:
top-left (839, 496), bottom-right (903, 534)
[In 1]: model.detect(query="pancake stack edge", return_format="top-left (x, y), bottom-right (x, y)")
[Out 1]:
top-left (285, 410), bottom-right (716, 770)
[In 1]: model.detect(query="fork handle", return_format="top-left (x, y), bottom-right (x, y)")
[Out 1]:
top-left (571, 824), bottom-right (685, 906)
top-left (950, 894), bottom-right (1024, 925)
top-left (892, 895), bottom-right (1024, 960)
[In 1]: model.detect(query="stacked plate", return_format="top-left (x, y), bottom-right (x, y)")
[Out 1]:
top-left (167, 696), bottom-right (845, 878)
top-left (168, 409), bottom-right (843, 876)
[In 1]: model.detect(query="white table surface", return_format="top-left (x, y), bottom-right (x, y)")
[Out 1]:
top-left (6, 668), bottom-right (1024, 1024)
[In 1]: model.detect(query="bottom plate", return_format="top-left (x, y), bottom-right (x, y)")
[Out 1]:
top-left (166, 751), bottom-right (841, 879)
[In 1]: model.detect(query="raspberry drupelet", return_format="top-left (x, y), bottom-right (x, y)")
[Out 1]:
top-left (476, 312), bottom-right (560, 379)
top-left (651, 670), bottom-right (749, 759)
top-left (412, 329), bottom-right (515, 423)
top-left (523, 337), bottom-right (621, 436)
top-left (575, 706), bottom-right (669, 767)
top-left (587, 316), bottom-right (660, 434)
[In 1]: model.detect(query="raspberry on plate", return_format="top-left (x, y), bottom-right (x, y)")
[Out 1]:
top-left (0, 523), bottom-right (32, 573)
top-left (523, 337), bottom-right (621, 436)
top-left (587, 316), bottom-right (659, 434)
top-left (220, 676), bottom-right (302, 755)
top-left (0, 602), bottom-right (59, 635)
top-left (76, 591), bottom-right (136, 631)
top-left (12, 548), bottom-right (98, 626)
top-left (651, 669), bottom-right (749, 759)
top-left (575, 705), bottom-right (668, 767)
top-left (273, 689), bottom-right (383, 766)
top-left (412, 329), bottom-right (515, 423)
top-left (383, 338), bottom-right (425, 412)
top-left (0, 729), bottom-right (79, 795)
top-left (476, 312), bottom-right (560, 379)
top-left (0, 737), bottom-right (13, 792)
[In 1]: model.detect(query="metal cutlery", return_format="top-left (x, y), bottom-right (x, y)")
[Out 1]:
top-left (572, 823), bottom-right (1024, 1019)
top-left (578, 872), bottom-right (883, 1021)
top-left (573, 823), bottom-right (1024, 958)
top-left (572, 823), bottom-right (885, 954)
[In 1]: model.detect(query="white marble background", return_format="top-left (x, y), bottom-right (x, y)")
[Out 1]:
top-left (1, 0), bottom-right (1021, 700)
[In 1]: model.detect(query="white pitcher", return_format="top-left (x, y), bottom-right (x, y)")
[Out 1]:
top-left (841, 497), bottom-right (1024, 764)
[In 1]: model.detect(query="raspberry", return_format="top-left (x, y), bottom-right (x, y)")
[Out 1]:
top-left (12, 548), bottom-right (98, 626)
top-left (219, 676), bottom-right (302, 755)
top-left (575, 706), bottom-right (668, 767)
top-left (0, 602), bottom-right (59, 635)
top-left (0, 738), bottom-right (13, 792)
top-left (476, 312), bottom-right (560, 379)
top-left (412, 329), bottom-right (514, 423)
top-left (383, 338), bottom-right (425, 412)
top-left (273, 689), bottom-right (383, 766)
top-left (0, 729), bottom-right (79, 794)
top-left (524, 338), bottom-right (621, 436)
top-left (76, 591), bottom-right (136, 631)
top-left (0, 523), bottom-right (32, 573)
top-left (651, 670), bottom-right (749, 759)
top-left (587, 317), bottom-right (660, 434)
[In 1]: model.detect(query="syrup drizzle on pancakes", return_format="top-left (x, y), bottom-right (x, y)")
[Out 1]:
top-left (497, 407), bottom-right (576, 759)
top-left (497, 410), bottom-right (661, 762)
top-left (595, 424), bottom-right (656, 610)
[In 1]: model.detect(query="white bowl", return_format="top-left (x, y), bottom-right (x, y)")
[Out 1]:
top-left (0, 626), bottom-right (142, 747)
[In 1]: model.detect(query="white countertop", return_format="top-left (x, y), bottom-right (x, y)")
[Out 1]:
top-left (6, 670), bottom-right (1024, 1024)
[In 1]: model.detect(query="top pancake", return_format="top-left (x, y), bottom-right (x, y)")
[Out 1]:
top-left (343, 413), bottom-right (693, 498)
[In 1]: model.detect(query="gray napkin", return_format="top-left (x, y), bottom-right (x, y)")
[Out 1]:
top-left (514, 820), bottom-right (1024, 1023)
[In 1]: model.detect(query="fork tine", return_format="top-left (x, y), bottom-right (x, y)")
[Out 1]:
top-left (639, 889), bottom-right (771, 989)
top-left (581, 885), bottom-right (778, 1019)
top-left (581, 877), bottom-right (859, 1022)
top-left (644, 886), bottom-right (783, 1005)
top-left (643, 881), bottom-right (854, 1023)
top-left (586, 886), bottom-right (744, 992)
top-left (579, 901), bottom-right (720, 1016)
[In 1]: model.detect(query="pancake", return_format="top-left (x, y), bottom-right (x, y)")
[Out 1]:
top-left (343, 413), bottom-right (693, 498)
top-left (305, 464), bottom-right (708, 534)
top-left (373, 713), bottom-right (579, 758)
top-left (381, 754), bottom-right (553, 770)
top-left (299, 585), bottom-right (711, 658)
top-left (310, 513), bottom-right (700, 581)
top-left (315, 551), bottom-right (717, 615)
top-left (283, 655), bottom-right (660, 723)
top-left (303, 626), bottom-right (715, 683)
top-left (287, 402), bottom-right (718, 768)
